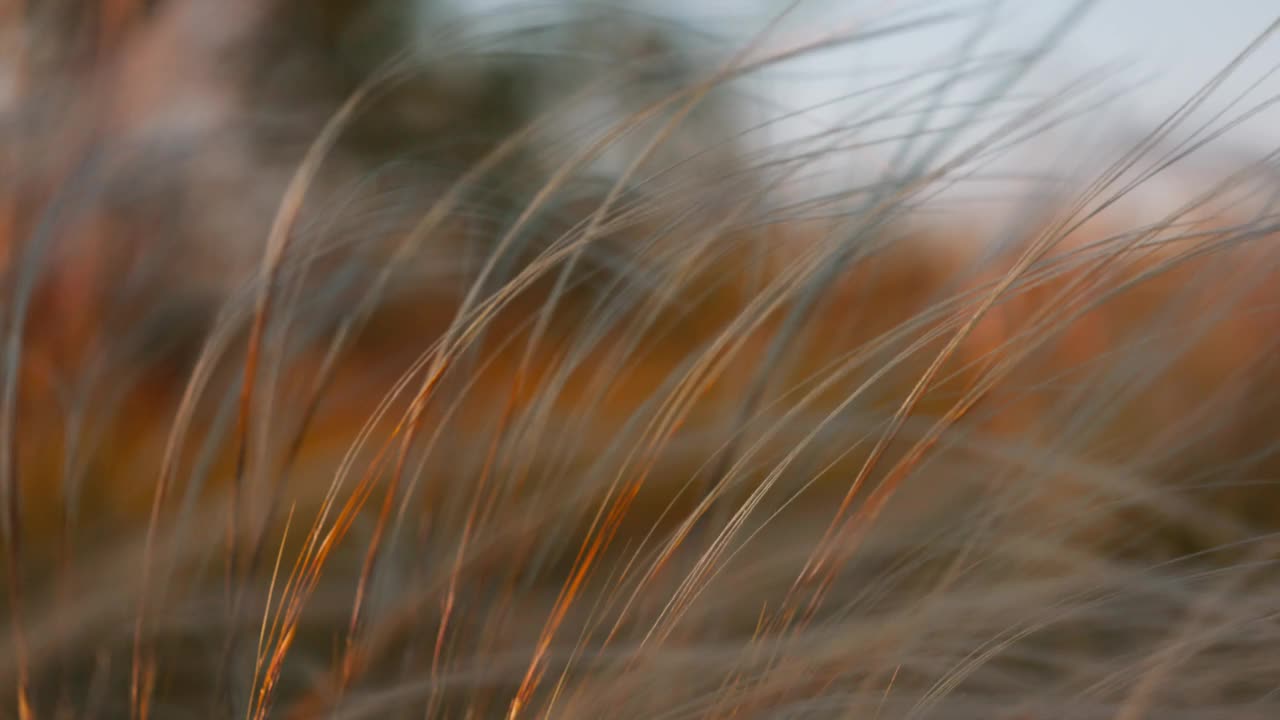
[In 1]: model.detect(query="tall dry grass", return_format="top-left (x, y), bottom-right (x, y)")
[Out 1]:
top-left (3, 1), bottom-right (1280, 718)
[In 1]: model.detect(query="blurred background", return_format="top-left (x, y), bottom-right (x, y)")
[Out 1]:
top-left (445, 0), bottom-right (1280, 216)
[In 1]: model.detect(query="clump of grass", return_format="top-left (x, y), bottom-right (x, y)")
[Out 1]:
top-left (3, 1), bottom-right (1280, 718)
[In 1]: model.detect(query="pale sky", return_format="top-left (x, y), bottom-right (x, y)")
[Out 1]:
top-left (445, 0), bottom-right (1280, 212)
top-left (447, 1), bottom-right (1279, 144)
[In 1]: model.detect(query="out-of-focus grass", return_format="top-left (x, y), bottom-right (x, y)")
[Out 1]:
top-left (4, 2), bottom-right (1280, 718)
